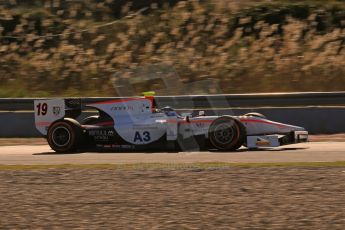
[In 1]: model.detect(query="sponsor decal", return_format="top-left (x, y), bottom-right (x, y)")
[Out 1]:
top-left (256, 138), bottom-right (271, 146)
top-left (89, 129), bottom-right (115, 141)
top-left (134, 131), bottom-right (151, 142)
top-left (94, 136), bottom-right (110, 141)
top-left (89, 130), bottom-right (115, 136)
top-left (111, 106), bottom-right (134, 111)
top-left (53, 106), bottom-right (61, 116)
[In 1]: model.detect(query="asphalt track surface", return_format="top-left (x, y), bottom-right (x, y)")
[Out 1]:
top-left (0, 142), bottom-right (345, 165)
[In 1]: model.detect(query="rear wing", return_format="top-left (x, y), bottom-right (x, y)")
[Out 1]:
top-left (34, 99), bottom-right (81, 136)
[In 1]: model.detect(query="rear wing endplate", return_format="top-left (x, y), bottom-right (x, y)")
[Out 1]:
top-left (34, 99), bottom-right (81, 136)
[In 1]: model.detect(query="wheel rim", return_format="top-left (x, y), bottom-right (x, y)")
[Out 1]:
top-left (213, 123), bottom-right (235, 144)
top-left (52, 126), bottom-right (71, 147)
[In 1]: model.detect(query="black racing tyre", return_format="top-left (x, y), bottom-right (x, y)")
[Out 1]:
top-left (47, 118), bottom-right (84, 153)
top-left (244, 112), bottom-right (266, 119)
top-left (81, 115), bottom-right (99, 125)
top-left (208, 116), bottom-right (246, 151)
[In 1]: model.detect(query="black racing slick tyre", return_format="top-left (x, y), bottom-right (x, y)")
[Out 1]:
top-left (47, 118), bottom-right (84, 153)
top-left (208, 116), bottom-right (246, 151)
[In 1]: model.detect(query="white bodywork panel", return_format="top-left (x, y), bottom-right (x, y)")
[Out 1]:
top-left (239, 116), bottom-right (306, 135)
top-left (178, 117), bottom-right (215, 139)
top-left (88, 98), bottom-right (220, 144)
top-left (34, 99), bottom-right (65, 135)
top-left (166, 117), bottom-right (178, 141)
top-left (88, 98), bottom-right (167, 145)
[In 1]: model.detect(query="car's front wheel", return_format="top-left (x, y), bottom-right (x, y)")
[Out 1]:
top-left (208, 116), bottom-right (246, 151)
top-left (47, 119), bottom-right (84, 153)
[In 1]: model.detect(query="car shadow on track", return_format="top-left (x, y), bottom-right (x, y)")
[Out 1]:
top-left (32, 147), bottom-right (309, 155)
top-left (33, 152), bottom-right (83, 155)
top-left (209, 147), bottom-right (308, 153)
top-left (244, 147), bottom-right (308, 152)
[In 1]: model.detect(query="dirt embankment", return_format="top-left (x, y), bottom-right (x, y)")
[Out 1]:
top-left (1, 166), bottom-right (345, 229)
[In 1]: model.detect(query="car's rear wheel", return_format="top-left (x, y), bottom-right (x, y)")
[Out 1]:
top-left (47, 119), bottom-right (84, 153)
top-left (208, 116), bottom-right (246, 151)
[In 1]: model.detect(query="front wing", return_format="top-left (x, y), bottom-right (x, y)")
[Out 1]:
top-left (246, 131), bottom-right (308, 149)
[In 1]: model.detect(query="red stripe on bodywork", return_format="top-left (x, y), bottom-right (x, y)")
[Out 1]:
top-left (82, 121), bottom-right (114, 128)
top-left (35, 122), bottom-right (51, 127)
top-left (240, 119), bottom-right (287, 128)
top-left (94, 121), bottom-right (114, 126)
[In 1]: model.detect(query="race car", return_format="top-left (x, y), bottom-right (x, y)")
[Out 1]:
top-left (34, 96), bottom-right (308, 153)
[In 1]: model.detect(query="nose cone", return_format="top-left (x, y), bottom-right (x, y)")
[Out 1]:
top-left (282, 124), bottom-right (306, 132)
top-left (294, 124), bottom-right (306, 131)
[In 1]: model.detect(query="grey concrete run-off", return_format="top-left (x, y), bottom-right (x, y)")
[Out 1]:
top-left (0, 107), bottom-right (343, 137)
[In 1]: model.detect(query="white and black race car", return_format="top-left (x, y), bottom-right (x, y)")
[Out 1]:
top-left (34, 96), bottom-right (308, 153)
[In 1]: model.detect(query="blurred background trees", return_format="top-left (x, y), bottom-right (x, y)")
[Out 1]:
top-left (1, 0), bottom-right (345, 97)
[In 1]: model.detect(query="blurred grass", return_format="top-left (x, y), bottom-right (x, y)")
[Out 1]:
top-left (1, 0), bottom-right (345, 97)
